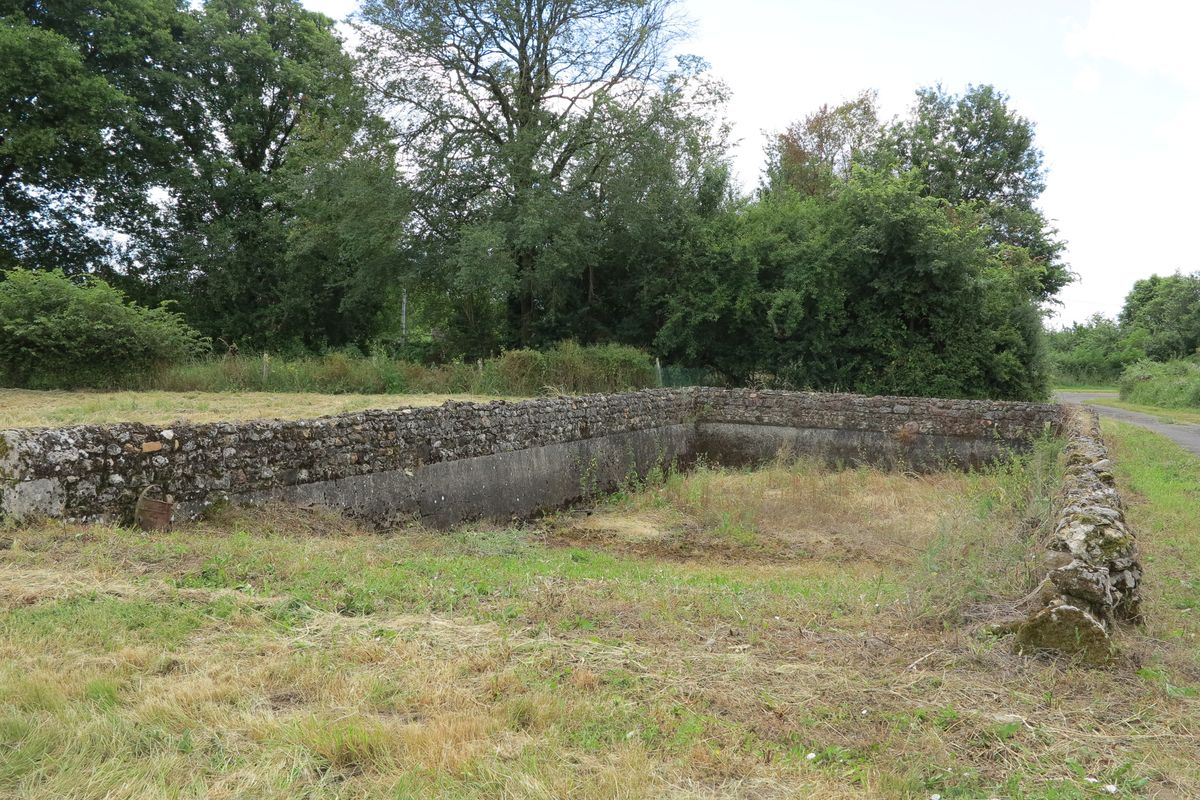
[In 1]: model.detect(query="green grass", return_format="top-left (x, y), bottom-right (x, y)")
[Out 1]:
top-left (1, 440), bottom-right (1197, 797)
top-left (1104, 420), bottom-right (1200, 640)
top-left (1088, 397), bottom-right (1200, 425)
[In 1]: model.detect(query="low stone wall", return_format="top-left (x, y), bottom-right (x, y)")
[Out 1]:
top-left (1015, 407), bottom-right (1141, 662)
top-left (0, 391), bottom-right (694, 526)
top-left (0, 388), bottom-right (1063, 527)
top-left (694, 389), bottom-right (1058, 469)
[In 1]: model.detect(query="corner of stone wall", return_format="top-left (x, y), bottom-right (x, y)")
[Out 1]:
top-left (1014, 406), bottom-right (1141, 663)
top-left (0, 431), bottom-right (18, 516)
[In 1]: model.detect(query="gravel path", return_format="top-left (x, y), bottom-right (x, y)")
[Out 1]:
top-left (1055, 391), bottom-right (1200, 458)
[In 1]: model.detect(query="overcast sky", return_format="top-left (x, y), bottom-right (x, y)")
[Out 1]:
top-left (302, 0), bottom-right (1199, 327)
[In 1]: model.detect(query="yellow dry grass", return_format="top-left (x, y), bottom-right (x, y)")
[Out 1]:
top-left (557, 461), bottom-right (974, 565)
top-left (0, 388), bottom-right (511, 428)
top-left (0, 438), bottom-right (1196, 798)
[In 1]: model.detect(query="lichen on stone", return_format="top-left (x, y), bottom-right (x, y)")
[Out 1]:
top-left (1015, 406), bottom-right (1140, 660)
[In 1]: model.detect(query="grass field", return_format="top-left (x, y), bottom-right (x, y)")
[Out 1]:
top-left (0, 389), bottom-right (510, 428)
top-left (1, 434), bottom-right (1198, 797)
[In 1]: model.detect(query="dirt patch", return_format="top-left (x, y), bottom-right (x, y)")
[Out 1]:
top-left (549, 465), bottom-right (972, 566)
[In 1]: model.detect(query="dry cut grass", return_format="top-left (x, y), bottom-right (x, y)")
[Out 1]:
top-left (0, 388), bottom-right (511, 428)
top-left (0, 438), bottom-right (1197, 798)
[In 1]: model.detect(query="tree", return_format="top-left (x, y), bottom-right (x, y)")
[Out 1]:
top-left (1044, 314), bottom-right (1146, 384)
top-left (142, 0), bottom-right (368, 348)
top-left (357, 0), bottom-right (686, 347)
top-left (0, 17), bottom-right (131, 271)
top-left (657, 168), bottom-right (1051, 399)
top-left (764, 90), bottom-right (881, 197)
top-left (888, 84), bottom-right (1069, 300)
top-left (1118, 273), bottom-right (1200, 360)
top-left (1, 0), bottom-right (192, 274)
top-left (278, 119), bottom-right (413, 349)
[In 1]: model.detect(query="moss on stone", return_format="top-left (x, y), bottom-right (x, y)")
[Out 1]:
top-left (1015, 604), bottom-right (1113, 665)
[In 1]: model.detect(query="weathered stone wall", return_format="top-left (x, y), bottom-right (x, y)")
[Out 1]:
top-left (0, 391), bottom-right (694, 525)
top-left (694, 389), bottom-right (1060, 469)
top-left (1015, 407), bottom-right (1141, 662)
top-left (0, 387), bottom-right (1063, 527)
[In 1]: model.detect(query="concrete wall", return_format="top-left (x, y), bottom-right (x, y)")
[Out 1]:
top-left (0, 388), bottom-right (1063, 527)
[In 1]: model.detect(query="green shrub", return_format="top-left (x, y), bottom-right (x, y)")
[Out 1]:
top-left (544, 341), bottom-right (655, 393)
top-left (0, 269), bottom-right (208, 389)
top-left (484, 349), bottom-right (547, 395)
top-left (1119, 358), bottom-right (1200, 408)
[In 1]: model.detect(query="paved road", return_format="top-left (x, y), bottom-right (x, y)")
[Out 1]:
top-left (1056, 391), bottom-right (1200, 458)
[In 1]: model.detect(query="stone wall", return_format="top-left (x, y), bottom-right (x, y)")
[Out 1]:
top-left (1015, 407), bottom-right (1141, 662)
top-left (0, 388), bottom-right (1063, 527)
top-left (694, 389), bottom-right (1060, 470)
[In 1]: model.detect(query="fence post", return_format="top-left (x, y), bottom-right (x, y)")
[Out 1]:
top-left (261, 352), bottom-right (270, 387)
top-left (655, 357), bottom-right (663, 388)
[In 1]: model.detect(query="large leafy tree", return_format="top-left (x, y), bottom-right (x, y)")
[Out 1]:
top-left (357, 0), bottom-right (688, 348)
top-left (0, 0), bottom-right (188, 273)
top-left (145, 0), bottom-right (371, 348)
top-left (1118, 273), bottom-right (1200, 361)
top-left (4, 0), bottom-right (398, 350)
top-left (888, 84), bottom-right (1069, 300)
top-left (763, 90), bottom-right (882, 197)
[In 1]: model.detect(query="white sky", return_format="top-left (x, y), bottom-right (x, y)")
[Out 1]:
top-left (303, 0), bottom-right (1200, 327)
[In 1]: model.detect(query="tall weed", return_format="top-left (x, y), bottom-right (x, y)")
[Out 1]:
top-left (147, 342), bottom-right (658, 397)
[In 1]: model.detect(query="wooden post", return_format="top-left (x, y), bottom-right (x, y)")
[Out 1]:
top-left (401, 287), bottom-right (408, 347)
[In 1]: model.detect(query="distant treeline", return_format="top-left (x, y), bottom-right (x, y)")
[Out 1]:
top-left (3, 1), bottom-right (1069, 400)
top-left (1047, 273), bottom-right (1200, 386)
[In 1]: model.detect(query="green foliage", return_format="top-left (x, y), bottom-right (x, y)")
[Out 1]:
top-left (1118, 273), bottom-right (1200, 361)
top-left (887, 84), bottom-right (1068, 300)
top-left (146, 0), bottom-right (375, 349)
top-left (658, 169), bottom-right (1050, 399)
top-left (3, 0), bottom-right (1068, 399)
top-left (1118, 358), bottom-right (1200, 408)
top-left (358, 0), bottom-right (724, 351)
top-left (146, 342), bottom-right (655, 396)
top-left (0, 269), bottom-right (207, 389)
top-left (1046, 272), bottom-right (1200, 387)
top-left (0, 15), bottom-right (133, 271)
top-left (1045, 314), bottom-right (1145, 385)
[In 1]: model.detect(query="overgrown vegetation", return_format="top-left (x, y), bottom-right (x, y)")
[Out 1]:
top-left (1047, 272), bottom-right (1200, 386)
top-left (150, 341), bottom-right (656, 396)
top-left (0, 293), bottom-right (657, 398)
top-left (3, 0), bottom-right (1067, 400)
top-left (0, 270), bottom-right (207, 389)
top-left (7, 434), bottom-right (1195, 797)
top-left (1118, 358), bottom-right (1200, 408)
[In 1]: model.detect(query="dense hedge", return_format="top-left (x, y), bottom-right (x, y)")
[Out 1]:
top-left (1119, 359), bottom-right (1200, 408)
top-left (0, 269), bottom-right (208, 389)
